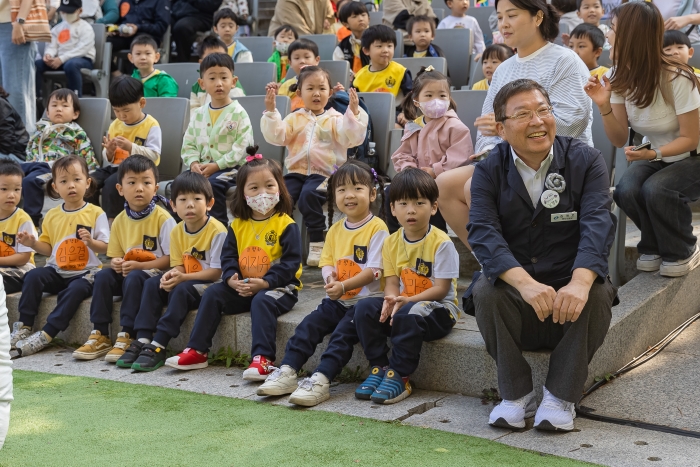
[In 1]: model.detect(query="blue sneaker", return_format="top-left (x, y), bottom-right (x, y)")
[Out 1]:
top-left (355, 366), bottom-right (385, 400)
top-left (371, 369), bottom-right (412, 405)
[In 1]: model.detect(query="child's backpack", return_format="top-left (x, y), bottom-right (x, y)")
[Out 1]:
top-left (326, 91), bottom-right (377, 170)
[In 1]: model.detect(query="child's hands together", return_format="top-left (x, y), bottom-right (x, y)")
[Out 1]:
top-left (380, 295), bottom-right (396, 323)
top-left (113, 136), bottom-right (132, 152)
top-left (16, 231), bottom-right (36, 248)
top-left (102, 135), bottom-right (117, 160)
top-left (190, 162), bottom-right (202, 174)
top-left (264, 86), bottom-right (277, 113)
top-left (388, 295), bottom-right (409, 325)
top-left (348, 88), bottom-right (360, 116)
top-left (227, 273), bottom-right (268, 297)
top-left (121, 260), bottom-right (142, 276)
top-left (200, 163), bottom-right (219, 178)
top-left (324, 271), bottom-right (344, 300)
top-left (161, 268), bottom-right (185, 291)
top-left (111, 257), bottom-right (124, 274)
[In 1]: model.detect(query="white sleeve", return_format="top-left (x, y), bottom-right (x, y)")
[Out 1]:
top-left (332, 45), bottom-right (345, 61)
top-left (433, 240), bottom-right (459, 279)
top-left (437, 17), bottom-right (448, 29)
top-left (15, 220), bottom-right (37, 254)
top-left (236, 51), bottom-right (254, 63)
top-left (94, 213), bottom-right (110, 243)
top-left (46, 26), bottom-right (59, 57)
top-left (366, 229), bottom-right (389, 269)
top-left (673, 74), bottom-right (700, 115)
top-left (0, 279), bottom-right (13, 404)
top-left (159, 217), bottom-right (177, 256)
top-left (143, 125), bottom-right (162, 152)
top-left (471, 18), bottom-right (485, 55)
top-left (322, 265), bottom-right (334, 283)
top-left (208, 232), bottom-right (227, 269)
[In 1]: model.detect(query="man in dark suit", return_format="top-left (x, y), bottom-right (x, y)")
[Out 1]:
top-left (464, 79), bottom-right (618, 432)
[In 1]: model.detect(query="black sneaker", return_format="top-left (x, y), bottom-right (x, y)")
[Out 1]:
top-left (131, 343), bottom-right (166, 372)
top-left (116, 340), bottom-right (144, 368)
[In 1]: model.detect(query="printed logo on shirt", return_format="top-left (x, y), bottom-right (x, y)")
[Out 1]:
top-left (415, 259), bottom-right (432, 277)
top-left (2, 233), bottom-right (15, 247)
top-left (134, 137), bottom-right (146, 146)
top-left (353, 245), bottom-right (367, 264)
top-left (240, 246), bottom-right (270, 279)
top-left (119, 1), bottom-right (130, 17)
top-left (183, 253), bottom-right (203, 273)
top-left (143, 235), bottom-right (158, 251)
top-left (264, 230), bottom-right (277, 247)
top-left (76, 224), bottom-right (92, 239)
top-left (385, 76), bottom-right (396, 88)
top-left (190, 247), bottom-right (205, 261)
top-left (0, 233), bottom-right (16, 257)
top-left (58, 29), bottom-right (71, 44)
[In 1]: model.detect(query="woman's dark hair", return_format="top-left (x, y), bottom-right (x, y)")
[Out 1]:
top-left (200, 52), bottom-right (235, 76)
top-left (493, 78), bottom-right (551, 122)
top-left (0, 86), bottom-right (8, 99)
top-left (0, 160), bottom-right (24, 179)
top-left (47, 88), bottom-right (81, 119)
top-left (290, 65), bottom-right (332, 94)
top-left (401, 67), bottom-right (456, 121)
top-left (388, 168), bottom-right (439, 205)
top-left (108, 75), bottom-right (144, 108)
top-left (117, 154), bottom-right (159, 183)
top-left (339, 1), bottom-right (368, 24)
top-left (273, 24), bottom-right (299, 40)
top-left (170, 171), bottom-right (214, 203)
top-left (495, 0), bottom-right (560, 42)
top-left (47, 155), bottom-right (96, 200)
top-left (230, 146), bottom-right (294, 221)
top-left (327, 159), bottom-right (386, 227)
top-left (482, 43), bottom-right (515, 62)
top-left (610, 1), bottom-right (697, 108)
top-left (198, 35), bottom-right (228, 58)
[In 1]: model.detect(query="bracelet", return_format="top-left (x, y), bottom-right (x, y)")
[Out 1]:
top-left (340, 282), bottom-right (346, 295)
top-left (600, 107), bottom-right (613, 117)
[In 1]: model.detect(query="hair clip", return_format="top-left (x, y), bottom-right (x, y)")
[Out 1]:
top-left (424, 65), bottom-right (435, 72)
top-left (245, 154), bottom-right (263, 162)
top-left (370, 168), bottom-right (378, 182)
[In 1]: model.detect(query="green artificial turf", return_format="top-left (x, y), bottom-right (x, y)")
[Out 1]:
top-left (0, 370), bottom-right (596, 467)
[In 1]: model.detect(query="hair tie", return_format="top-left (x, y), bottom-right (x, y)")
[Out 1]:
top-left (424, 65), bottom-right (435, 72)
top-left (370, 168), bottom-right (378, 182)
top-left (245, 154), bottom-right (263, 162)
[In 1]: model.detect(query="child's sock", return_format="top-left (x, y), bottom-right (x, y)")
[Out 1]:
top-left (41, 331), bottom-right (52, 343)
top-left (311, 372), bottom-right (329, 384)
top-left (151, 340), bottom-right (165, 349)
top-left (138, 338), bottom-right (151, 345)
top-left (94, 323), bottom-right (109, 335)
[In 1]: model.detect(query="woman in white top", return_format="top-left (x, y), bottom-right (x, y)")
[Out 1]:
top-left (436, 0), bottom-right (591, 247)
top-left (585, 1), bottom-right (700, 277)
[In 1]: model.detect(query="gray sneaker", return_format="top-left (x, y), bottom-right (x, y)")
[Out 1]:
top-left (16, 331), bottom-right (50, 357)
top-left (10, 322), bottom-right (32, 350)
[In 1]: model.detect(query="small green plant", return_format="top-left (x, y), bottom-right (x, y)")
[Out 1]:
top-left (334, 365), bottom-right (365, 384)
top-left (208, 346), bottom-right (251, 368)
top-left (594, 373), bottom-right (617, 383)
top-left (297, 368), bottom-right (308, 378)
top-left (481, 388), bottom-right (502, 406)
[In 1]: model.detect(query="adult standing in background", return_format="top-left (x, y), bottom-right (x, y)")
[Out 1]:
top-left (171, 0), bottom-right (222, 63)
top-left (268, 0), bottom-right (335, 36)
top-left (655, 0), bottom-right (700, 47)
top-left (382, 0), bottom-right (436, 41)
top-left (0, 0), bottom-right (37, 134)
top-left (436, 0), bottom-right (591, 248)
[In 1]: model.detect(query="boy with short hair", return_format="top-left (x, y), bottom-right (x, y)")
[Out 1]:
top-left (213, 8), bottom-right (253, 63)
top-left (404, 15), bottom-right (446, 59)
top-left (569, 23), bottom-right (608, 80)
top-left (437, 0), bottom-right (485, 59)
top-left (332, 1), bottom-right (370, 75)
top-left (577, 0), bottom-right (609, 36)
top-left (268, 38), bottom-right (321, 111)
top-left (181, 53), bottom-right (254, 226)
top-left (73, 155), bottom-right (176, 361)
top-left (664, 30), bottom-right (700, 77)
top-left (268, 24), bottom-right (298, 82)
top-left (353, 168), bottom-right (460, 405)
top-left (190, 36), bottom-right (246, 118)
top-left (118, 172), bottom-right (227, 371)
top-left (129, 34), bottom-right (178, 98)
top-left (0, 161), bottom-right (37, 296)
top-left (94, 76), bottom-right (162, 221)
top-left (36, 0), bottom-right (95, 98)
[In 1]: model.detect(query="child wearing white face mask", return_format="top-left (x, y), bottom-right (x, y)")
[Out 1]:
top-left (35, 0), bottom-right (96, 99)
top-left (385, 67), bottom-right (474, 233)
top-left (268, 24), bottom-right (299, 83)
top-left (165, 149), bottom-right (303, 380)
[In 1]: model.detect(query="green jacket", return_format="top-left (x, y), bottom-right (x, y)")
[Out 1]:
top-left (131, 69), bottom-right (179, 97)
top-left (268, 50), bottom-right (290, 83)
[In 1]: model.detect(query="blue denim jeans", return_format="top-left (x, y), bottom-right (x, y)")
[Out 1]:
top-left (0, 23), bottom-right (36, 134)
top-left (35, 56), bottom-right (93, 97)
top-left (613, 157), bottom-right (700, 261)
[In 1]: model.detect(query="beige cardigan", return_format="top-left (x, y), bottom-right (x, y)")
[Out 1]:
top-left (268, 0), bottom-right (335, 36)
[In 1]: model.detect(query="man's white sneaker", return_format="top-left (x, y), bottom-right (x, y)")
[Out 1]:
top-left (306, 242), bottom-right (324, 267)
top-left (660, 245), bottom-right (700, 277)
top-left (637, 254), bottom-right (662, 272)
top-left (534, 386), bottom-right (576, 432)
top-left (257, 365), bottom-right (298, 396)
top-left (288, 373), bottom-right (330, 407)
top-left (488, 390), bottom-right (536, 429)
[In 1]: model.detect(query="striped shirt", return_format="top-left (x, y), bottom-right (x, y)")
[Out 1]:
top-left (475, 42), bottom-right (593, 154)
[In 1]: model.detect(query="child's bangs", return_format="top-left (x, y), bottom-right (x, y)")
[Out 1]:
top-left (332, 164), bottom-right (373, 190)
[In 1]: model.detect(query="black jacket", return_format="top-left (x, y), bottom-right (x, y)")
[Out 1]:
top-left (171, 0), bottom-right (220, 24)
top-left (0, 98), bottom-right (28, 160)
top-left (119, 0), bottom-right (171, 42)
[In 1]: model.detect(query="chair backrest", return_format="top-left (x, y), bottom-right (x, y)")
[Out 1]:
top-left (285, 60), bottom-right (350, 89)
top-left (238, 36), bottom-right (274, 61)
top-left (144, 97), bottom-right (190, 182)
top-left (433, 8), bottom-right (444, 21)
top-left (433, 28), bottom-right (473, 87)
top-left (394, 57), bottom-right (447, 78)
top-left (91, 24), bottom-right (106, 71)
top-left (394, 29), bottom-right (404, 57)
top-left (299, 34), bottom-right (338, 60)
top-left (451, 90), bottom-right (487, 146)
top-left (689, 52), bottom-right (700, 70)
top-left (387, 128), bottom-right (403, 178)
top-left (235, 62), bottom-right (276, 95)
top-left (236, 95), bottom-right (291, 166)
top-left (432, 0), bottom-right (447, 11)
top-left (154, 63), bottom-right (200, 99)
top-left (599, 48), bottom-right (612, 68)
top-left (358, 92), bottom-right (395, 173)
top-left (369, 10), bottom-right (383, 26)
top-left (469, 56), bottom-right (485, 86)
top-left (76, 98), bottom-right (111, 165)
top-left (592, 107), bottom-right (615, 181)
top-left (467, 6), bottom-right (495, 44)
top-left (555, 23), bottom-right (569, 46)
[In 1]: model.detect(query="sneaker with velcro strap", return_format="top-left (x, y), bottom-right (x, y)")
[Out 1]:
top-left (116, 340), bottom-right (144, 368)
top-left (355, 365), bottom-right (385, 400)
top-left (165, 347), bottom-right (208, 370)
top-left (370, 369), bottom-right (412, 405)
top-left (131, 343), bottom-right (166, 372)
top-left (105, 332), bottom-right (132, 363)
top-left (73, 330), bottom-right (112, 360)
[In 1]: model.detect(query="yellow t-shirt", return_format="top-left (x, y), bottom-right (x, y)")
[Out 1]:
top-left (230, 213), bottom-right (303, 290)
top-left (413, 50), bottom-right (428, 58)
top-left (40, 203), bottom-right (110, 277)
top-left (107, 205), bottom-right (176, 263)
top-left (319, 216), bottom-right (389, 304)
top-left (382, 225), bottom-right (461, 319)
top-left (208, 103), bottom-right (228, 126)
top-left (0, 208), bottom-right (36, 267)
top-left (170, 216), bottom-right (227, 273)
top-left (471, 78), bottom-right (489, 90)
top-left (107, 114), bottom-right (161, 165)
top-left (353, 61), bottom-right (408, 97)
top-left (590, 66), bottom-right (610, 81)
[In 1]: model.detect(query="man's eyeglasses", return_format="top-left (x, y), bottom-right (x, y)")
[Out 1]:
top-left (502, 106), bottom-right (554, 122)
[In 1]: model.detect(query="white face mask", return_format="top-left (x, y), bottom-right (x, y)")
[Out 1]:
top-left (60, 11), bottom-right (80, 23)
top-left (275, 41), bottom-right (289, 54)
top-left (245, 192), bottom-right (280, 216)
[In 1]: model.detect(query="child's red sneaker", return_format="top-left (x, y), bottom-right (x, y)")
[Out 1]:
top-left (243, 355), bottom-right (274, 381)
top-left (165, 348), bottom-right (208, 370)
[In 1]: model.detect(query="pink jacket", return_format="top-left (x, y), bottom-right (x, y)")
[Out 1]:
top-left (391, 110), bottom-right (474, 176)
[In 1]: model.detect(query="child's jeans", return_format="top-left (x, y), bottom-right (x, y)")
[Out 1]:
top-left (21, 162), bottom-right (51, 224)
top-left (284, 173), bottom-right (327, 243)
top-left (35, 57), bottom-right (93, 97)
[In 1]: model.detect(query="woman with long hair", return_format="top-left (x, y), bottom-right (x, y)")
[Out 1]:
top-left (585, 1), bottom-right (700, 277)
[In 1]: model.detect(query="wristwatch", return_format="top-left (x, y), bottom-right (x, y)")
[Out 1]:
top-left (16, 17), bottom-right (25, 24)
top-left (651, 148), bottom-right (662, 162)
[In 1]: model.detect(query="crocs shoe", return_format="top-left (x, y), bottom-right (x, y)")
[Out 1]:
top-left (355, 365), bottom-right (385, 400)
top-left (242, 355), bottom-right (274, 381)
top-left (73, 330), bottom-right (112, 360)
top-left (370, 369), bottom-right (412, 405)
top-left (165, 348), bottom-right (208, 370)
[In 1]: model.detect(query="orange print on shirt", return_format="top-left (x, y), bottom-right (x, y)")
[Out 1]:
top-left (56, 238), bottom-right (89, 270)
top-left (182, 253), bottom-right (202, 273)
top-left (120, 2), bottom-right (130, 17)
top-left (336, 259), bottom-right (362, 299)
top-left (0, 241), bottom-right (15, 258)
top-left (113, 148), bottom-right (129, 165)
top-left (58, 29), bottom-right (71, 44)
top-left (239, 246), bottom-right (270, 279)
top-left (123, 248), bottom-right (156, 262)
top-left (400, 268), bottom-right (433, 297)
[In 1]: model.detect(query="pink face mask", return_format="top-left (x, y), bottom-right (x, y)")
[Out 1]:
top-left (414, 98), bottom-right (449, 119)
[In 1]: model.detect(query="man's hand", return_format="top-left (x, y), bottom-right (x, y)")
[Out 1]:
top-left (16, 231), bottom-right (36, 248)
top-left (665, 15), bottom-right (692, 30)
top-left (517, 280), bottom-right (557, 322)
top-left (111, 257), bottom-right (124, 274)
top-left (264, 86), bottom-right (277, 112)
top-left (200, 163), bottom-right (219, 178)
top-left (122, 23), bottom-right (138, 37)
top-left (552, 279), bottom-right (590, 323)
top-left (121, 260), bottom-right (142, 276)
top-left (324, 271), bottom-right (344, 300)
top-left (475, 112), bottom-right (498, 137)
top-left (160, 268), bottom-right (185, 291)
